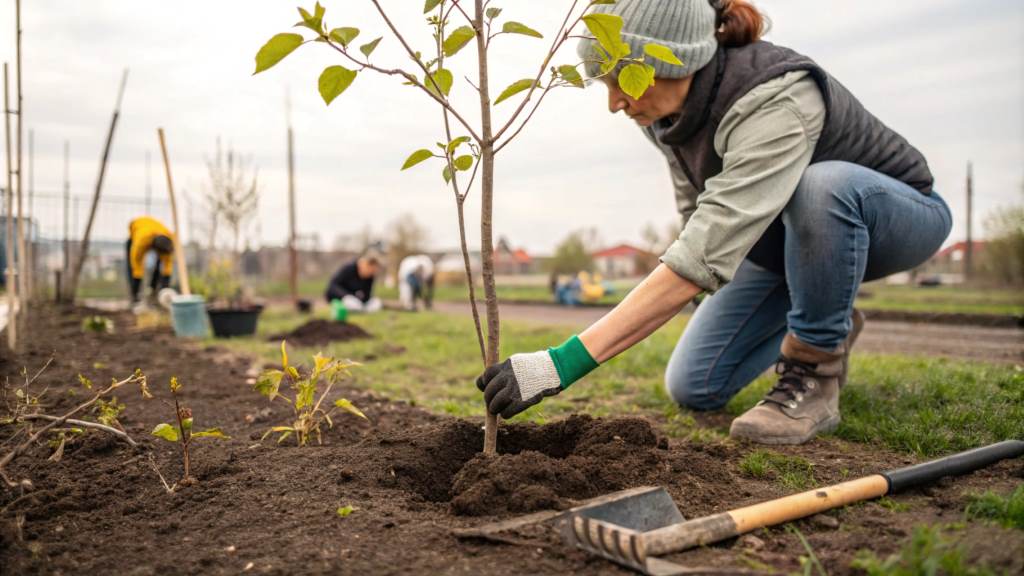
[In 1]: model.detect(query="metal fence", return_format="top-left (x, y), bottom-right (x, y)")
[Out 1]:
top-left (3, 189), bottom-right (175, 297)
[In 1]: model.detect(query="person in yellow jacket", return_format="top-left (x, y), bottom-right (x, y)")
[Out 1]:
top-left (127, 217), bottom-right (175, 304)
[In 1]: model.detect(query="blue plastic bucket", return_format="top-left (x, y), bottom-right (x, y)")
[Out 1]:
top-left (170, 294), bottom-right (209, 338)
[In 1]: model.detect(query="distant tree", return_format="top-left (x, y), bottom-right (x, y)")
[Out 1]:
top-left (203, 140), bottom-right (260, 258)
top-left (548, 229), bottom-right (597, 276)
top-left (980, 193), bottom-right (1024, 286)
top-left (386, 213), bottom-right (431, 282)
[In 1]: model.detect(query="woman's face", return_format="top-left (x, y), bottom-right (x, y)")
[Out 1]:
top-left (602, 75), bottom-right (693, 127)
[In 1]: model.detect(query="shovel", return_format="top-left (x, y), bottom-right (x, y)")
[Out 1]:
top-left (562, 439), bottom-right (1024, 575)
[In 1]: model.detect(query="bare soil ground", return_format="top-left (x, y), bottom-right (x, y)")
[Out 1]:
top-left (0, 305), bottom-right (1021, 575)
top-left (433, 301), bottom-right (1024, 365)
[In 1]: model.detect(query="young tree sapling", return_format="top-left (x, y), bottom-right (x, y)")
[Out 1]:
top-left (151, 377), bottom-right (228, 488)
top-left (254, 0), bottom-right (678, 453)
top-left (254, 341), bottom-right (366, 446)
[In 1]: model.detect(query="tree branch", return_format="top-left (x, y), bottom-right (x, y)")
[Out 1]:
top-left (17, 415), bottom-right (138, 447)
top-left (491, 0), bottom-right (583, 142)
top-left (494, 81), bottom-right (559, 154)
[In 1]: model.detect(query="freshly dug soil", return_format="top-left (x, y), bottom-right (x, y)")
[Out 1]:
top-left (268, 318), bottom-right (371, 346)
top-left (1, 305), bottom-right (1022, 575)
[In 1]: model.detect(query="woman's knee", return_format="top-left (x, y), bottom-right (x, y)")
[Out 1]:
top-left (664, 365), bottom-right (729, 411)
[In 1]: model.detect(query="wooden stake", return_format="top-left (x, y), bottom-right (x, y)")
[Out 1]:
top-left (26, 128), bottom-right (33, 297)
top-left (15, 0), bottom-right (27, 314)
top-left (3, 63), bottom-right (17, 351)
top-left (66, 69), bottom-right (128, 301)
top-left (62, 140), bottom-right (69, 296)
top-left (157, 128), bottom-right (190, 296)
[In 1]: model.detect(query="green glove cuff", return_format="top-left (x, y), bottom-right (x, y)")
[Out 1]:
top-left (548, 335), bottom-right (599, 389)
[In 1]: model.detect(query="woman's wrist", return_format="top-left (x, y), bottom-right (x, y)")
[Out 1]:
top-left (547, 335), bottom-right (599, 389)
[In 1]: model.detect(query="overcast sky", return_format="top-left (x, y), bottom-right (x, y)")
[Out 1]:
top-left (1, 0), bottom-right (1021, 254)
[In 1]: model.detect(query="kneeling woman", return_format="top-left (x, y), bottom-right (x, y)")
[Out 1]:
top-left (476, 0), bottom-right (951, 444)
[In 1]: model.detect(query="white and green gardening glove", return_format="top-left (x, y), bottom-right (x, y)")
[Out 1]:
top-left (476, 335), bottom-right (599, 419)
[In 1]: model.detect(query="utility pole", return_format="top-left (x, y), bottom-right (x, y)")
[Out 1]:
top-left (62, 140), bottom-right (69, 300)
top-left (965, 161), bottom-right (974, 282)
top-left (3, 63), bottom-right (17, 350)
top-left (287, 117), bottom-right (298, 307)
top-left (66, 68), bottom-right (128, 301)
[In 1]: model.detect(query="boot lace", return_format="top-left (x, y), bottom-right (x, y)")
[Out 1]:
top-left (763, 356), bottom-right (818, 408)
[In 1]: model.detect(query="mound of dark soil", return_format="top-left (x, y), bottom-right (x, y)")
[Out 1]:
top-left (268, 319), bottom-right (371, 346)
top-left (450, 415), bottom-right (667, 515)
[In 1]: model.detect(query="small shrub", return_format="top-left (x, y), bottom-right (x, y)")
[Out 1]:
top-left (151, 377), bottom-right (228, 487)
top-left (851, 525), bottom-right (996, 575)
top-left (738, 449), bottom-right (816, 491)
top-left (255, 341), bottom-right (366, 446)
top-left (965, 484), bottom-right (1024, 530)
top-left (81, 315), bottom-right (114, 334)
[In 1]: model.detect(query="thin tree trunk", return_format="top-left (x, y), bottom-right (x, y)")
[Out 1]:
top-left (474, 0), bottom-right (499, 454)
top-left (456, 198), bottom-right (486, 365)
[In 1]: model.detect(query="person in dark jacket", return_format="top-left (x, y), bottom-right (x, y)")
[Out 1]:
top-left (475, 0), bottom-right (951, 446)
top-left (325, 250), bottom-right (382, 313)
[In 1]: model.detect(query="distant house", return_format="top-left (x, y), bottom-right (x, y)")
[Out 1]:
top-left (592, 244), bottom-right (654, 278)
top-left (919, 241), bottom-right (987, 277)
top-left (494, 237), bottom-right (534, 275)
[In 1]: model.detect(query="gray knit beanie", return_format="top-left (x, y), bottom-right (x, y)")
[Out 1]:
top-left (578, 0), bottom-right (718, 79)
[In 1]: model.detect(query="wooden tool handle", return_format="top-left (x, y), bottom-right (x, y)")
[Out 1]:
top-left (643, 475), bottom-right (889, 557)
top-left (157, 128), bottom-right (190, 296)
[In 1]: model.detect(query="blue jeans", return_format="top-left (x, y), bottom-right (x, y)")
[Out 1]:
top-left (665, 161), bottom-right (952, 411)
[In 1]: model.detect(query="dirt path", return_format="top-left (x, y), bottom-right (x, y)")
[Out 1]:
top-left (432, 301), bottom-right (1024, 365)
top-left (1, 306), bottom-right (1022, 575)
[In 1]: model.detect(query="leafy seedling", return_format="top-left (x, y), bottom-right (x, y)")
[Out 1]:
top-left (81, 315), bottom-right (115, 334)
top-left (151, 377), bottom-right (228, 488)
top-left (255, 341), bottom-right (366, 446)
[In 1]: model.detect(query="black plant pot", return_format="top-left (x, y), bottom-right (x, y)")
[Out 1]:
top-left (207, 305), bottom-right (264, 338)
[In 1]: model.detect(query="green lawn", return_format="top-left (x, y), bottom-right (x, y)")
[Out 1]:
top-left (856, 281), bottom-right (1024, 316)
top-left (215, 305), bottom-right (1023, 457)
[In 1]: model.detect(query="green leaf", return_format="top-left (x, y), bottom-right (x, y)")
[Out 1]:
top-left (454, 155), bottom-right (473, 171)
top-left (582, 13), bottom-right (630, 59)
top-left (192, 428), bottom-right (229, 439)
top-left (423, 0), bottom-right (442, 13)
top-left (319, 65), bottom-right (358, 105)
top-left (359, 37), bottom-right (382, 57)
top-left (334, 398), bottom-right (367, 419)
top-left (494, 78), bottom-right (536, 105)
top-left (401, 149), bottom-right (434, 170)
top-left (169, 376), bottom-right (181, 393)
top-left (255, 370), bottom-right (284, 400)
top-left (256, 33), bottom-right (305, 74)
top-left (182, 417), bottom-right (193, 432)
top-left (78, 374), bottom-right (93, 390)
top-left (424, 68), bottom-right (453, 97)
top-left (446, 136), bottom-right (470, 154)
top-left (336, 505), bottom-right (357, 517)
top-left (485, 7), bottom-right (503, 19)
top-left (557, 64), bottom-right (583, 88)
top-left (329, 27), bottom-right (360, 47)
top-left (443, 26), bottom-right (476, 57)
top-left (152, 423), bottom-right (179, 443)
top-left (617, 63), bottom-right (655, 100)
top-left (502, 21), bottom-right (542, 38)
top-left (442, 165), bottom-right (453, 183)
top-left (296, 381), bottom-right (316, 411)
top-left (643, 43), bottom-right (683, 66)
top-left (280, 341), bottom-right (290, 371)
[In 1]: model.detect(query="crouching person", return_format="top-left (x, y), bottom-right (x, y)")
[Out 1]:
top-left (325, 250), bottom-right (383, 313)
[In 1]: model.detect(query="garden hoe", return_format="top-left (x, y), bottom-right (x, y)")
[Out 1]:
top-left (560, 439), bottom-right (1024, 575)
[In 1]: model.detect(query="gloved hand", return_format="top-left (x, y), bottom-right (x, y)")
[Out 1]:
top-left (476, 335), bottom-right (599, 419)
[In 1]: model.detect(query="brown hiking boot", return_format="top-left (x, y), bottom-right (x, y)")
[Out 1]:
top-left (730, 311), bottom-right (865, 445)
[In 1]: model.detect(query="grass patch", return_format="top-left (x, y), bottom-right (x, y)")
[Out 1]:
top-left (876, 496), bottom-right (911, 513)
top-left (856, 282), bottom-right (1024, 316)
top-left (965, 484), bottom-right (1024, 530)
top-left (738, 449), bottom-right (816, 491)
top-left (851, 525), bottom-right (997, 575)
top-left (728, 358), bottom-right (1024, 458)
top-left (215, 305), bottom-right (1020, 456)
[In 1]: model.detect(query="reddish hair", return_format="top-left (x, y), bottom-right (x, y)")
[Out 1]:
top-left (715, 0), bottom-right (770, 47)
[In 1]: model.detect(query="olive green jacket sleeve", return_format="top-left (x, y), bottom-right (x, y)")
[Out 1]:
top-left (657, 71), bottom-right (826, 292)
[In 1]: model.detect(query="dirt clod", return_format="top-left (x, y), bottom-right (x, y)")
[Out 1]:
top-left (268, 319), bottom-right (371, 346)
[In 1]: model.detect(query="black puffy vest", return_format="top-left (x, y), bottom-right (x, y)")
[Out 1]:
top-left (656, 41), bottom-right (935, 272)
